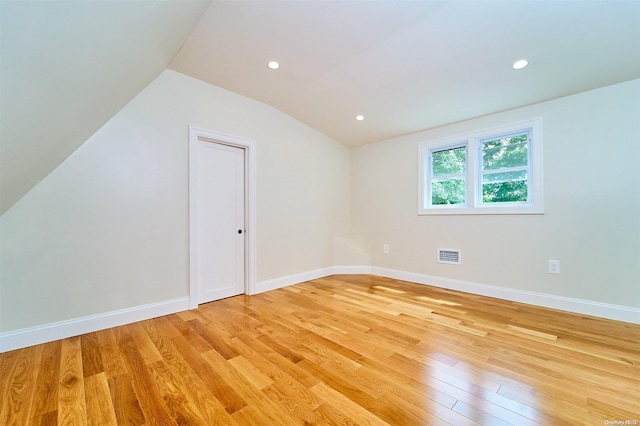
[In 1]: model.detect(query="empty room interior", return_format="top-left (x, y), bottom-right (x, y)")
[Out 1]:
top-left (1, 0), bottom-right (639, 424)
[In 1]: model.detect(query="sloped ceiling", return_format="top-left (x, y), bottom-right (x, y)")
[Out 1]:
top-left (0, 0), bottom-right (212, 214)
top-left (170, 0), bottom-right (640, 147)
top-left (2, 0), bottom-right (639, 215)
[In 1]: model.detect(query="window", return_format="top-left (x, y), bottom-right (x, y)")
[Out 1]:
top-left (429, 144), bottom-right (467, 207)
top-left (418, 118), bottom-right (543, 215)
top-left (479, 130), bottom-right (530, 205)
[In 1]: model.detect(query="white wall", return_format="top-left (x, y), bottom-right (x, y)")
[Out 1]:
top-left (0, 70), bottom-right (351, 333)
top-left (352, 80), bottom-right (640, 309)
top-left (2, 72), bottom-right (637, 343)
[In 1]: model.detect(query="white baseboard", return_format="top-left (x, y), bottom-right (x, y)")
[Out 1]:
top-left (255, 267), bottom-right (334, 294)
top-left (250, 265), bottom-right (640, 324)
top-left (0, 297), bottom-right (190, 353)
top-left (254, 265), bottom-right (371, 294)
top-left (3, 265), bottom-right (637, 353)
top-left (372, 266), bottom-right (640, 325)
top-left (1, 265), bottom-right (369, 353)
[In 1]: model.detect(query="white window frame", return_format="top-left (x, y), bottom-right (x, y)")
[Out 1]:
top-left (425, 142), bottom-right (469, 209)
top-left (418, 118), bottom-right (543, 215)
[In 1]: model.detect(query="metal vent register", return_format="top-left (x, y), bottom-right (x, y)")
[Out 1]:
top-left (438, 249), bottom-right (461, 265)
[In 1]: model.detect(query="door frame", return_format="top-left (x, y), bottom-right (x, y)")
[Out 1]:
top-left (188, 126), bottom-right (257, 309)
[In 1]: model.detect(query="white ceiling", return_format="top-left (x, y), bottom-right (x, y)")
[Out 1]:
top-left (1, 0), bottom-right (639, 214)
top-left (170, 0), bottom-right (640, 147)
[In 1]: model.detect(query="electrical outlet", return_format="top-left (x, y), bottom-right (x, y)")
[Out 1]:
top-left (548, 259), bottom-right (560, 274)
top-left (383, 244), bottom-right (390, 254)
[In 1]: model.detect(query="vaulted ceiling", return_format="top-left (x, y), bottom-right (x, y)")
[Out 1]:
top-left (2, 0), bottom-right (639, 214)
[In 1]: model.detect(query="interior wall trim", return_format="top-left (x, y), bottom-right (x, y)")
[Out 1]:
top-left (371, 267), bottom-right (640, 325)
top-left (0, 297), bottom-right (190, 353)
top-left (0, 267), bottom-right (370, 353)
top-left (254, 265), bottom-right (372, 294)
top-left (3, 266), bottom-right (637, 353)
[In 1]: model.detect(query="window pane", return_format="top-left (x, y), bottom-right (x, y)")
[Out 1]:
top-left (482, 170), bottom-right (527, 183)
top-left (432, 178), bottom-right (465, 205)
top-left (432, 146), bottom-right (466, 176)
top-left (482, 180), bottom-right (528, 203)
top-left (418, 118), bottom-right (542, 215)
top-left (482, 134), bottom-right (528, 170)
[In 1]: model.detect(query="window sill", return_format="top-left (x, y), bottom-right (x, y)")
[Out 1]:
top-left (418, 205), bottom-right (544, 215)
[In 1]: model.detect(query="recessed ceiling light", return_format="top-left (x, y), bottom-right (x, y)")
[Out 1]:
top-left (267, 61), bottom-right (280, 70)
top-left (356, 115), bottom-right (365, 121)
top-left (513, 59), bottom-right (528, 70)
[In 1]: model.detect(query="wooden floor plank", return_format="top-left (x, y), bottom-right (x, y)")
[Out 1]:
top-left (226, 335), bottom-right (318, 405)
top-left (201, 348), bottom-right (299, 425)
top-left (95, 328), bottom-right (128, 378)
top-left (58, 337), bottom-right (86, 426)
top-left (229, 355), bottom-right (275, 390)
top-left (146, 360), bottom-right (209, 426)
top-left (32, 410), bottom-right (58, 426)
top-left (170, 333), bottom-right (247, 415)
top-left (30, 340), bottom-right (62, 421)
top-left (310, 381), bottom-right (390, 425)
top-left (0, 344), bottom-right (42, 425)
top-left (85, 372), bottom-right (117, 426)
top-left (0, 349), bottom-right (22, 419)
top-left (81, 332), bottom-right (104, 378)
top-left (141, 319), bottom-right (237, 424)
top-left (234, 331), bottom-right (322, 389)
top-left (116, 326), bottom-right (176, 425)
top-left (107, 374), bottom-right (146, 426)
top-left (1, 275), bottom-right (638, 425)
top-left (261, 381), bottom-right (326, 424)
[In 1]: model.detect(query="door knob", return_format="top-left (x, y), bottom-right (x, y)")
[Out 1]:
top-left (238, 229), bottom-right (243, 234)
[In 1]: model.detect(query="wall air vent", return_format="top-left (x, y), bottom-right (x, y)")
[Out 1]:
top-left (438, 248), bottom-right (461, 265)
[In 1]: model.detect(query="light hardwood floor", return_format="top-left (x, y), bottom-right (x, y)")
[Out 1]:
top-left (1, 274), bottom-right (639, 425)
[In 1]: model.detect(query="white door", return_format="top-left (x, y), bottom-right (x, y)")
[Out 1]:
top-left (194, 141), bottom-right (245, 304)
